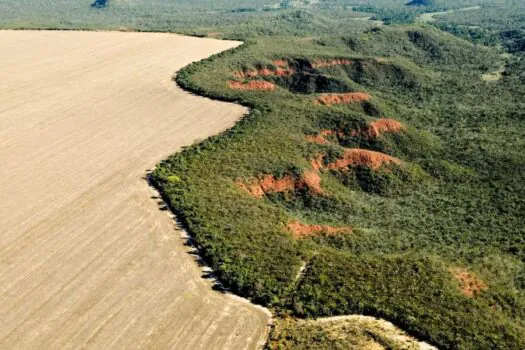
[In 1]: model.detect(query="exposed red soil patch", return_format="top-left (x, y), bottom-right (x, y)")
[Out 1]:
top-left (306, 119), bottom-right (404, 145)
top-left (349, 118), bottom-right (406, 139)
top-left (315, 93), bottom-right (370, 106)
top-left (273, 59), bottom-right (289, 67)
top-left (320, 130), bottom-right (335, 137)
top-left (233, 67), bottom-right (295, 78)
top-left (260, 175), bottom-right (296, 193)
top-left (311, 59), bottom-right (353, 69)
top-left (286, 220), bottom-right (351, 239)
top-left (305, 129), bottom-right (347, 145)
top-left (450, 267), bottom-right (488, 298)
top-left (236, 176), bottom-right (293, 198)
top-left (366, 119), bottom-right (406, 138)
top-left (273, 68), bottom-right (295, 76)
top-left (305, 134), bottom-right (330, 145)
top-left (237, 171), bottom-right (323, 198)
top-left (326, 149), bottom-right (402, 171)
top-left (232, 70), bottom-right (259, 78)
top-left (228, 80), bottom-right (276, 91)
top-left (310, 153), bottom-right (326, 171)
top-left (302, 170), bottom-right (323, 195)
top-left (237, 181), bottom-right (265, 198)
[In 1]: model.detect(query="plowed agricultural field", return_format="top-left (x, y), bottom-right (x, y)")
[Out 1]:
top-left (0, 30), bottom-right (268, 349)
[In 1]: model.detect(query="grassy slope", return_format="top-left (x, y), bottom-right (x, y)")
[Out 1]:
top-left (2, 1), bottom-right (525, 349)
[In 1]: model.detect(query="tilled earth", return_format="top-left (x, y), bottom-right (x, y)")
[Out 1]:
top-left (0, 30), bottom-right (268, 350)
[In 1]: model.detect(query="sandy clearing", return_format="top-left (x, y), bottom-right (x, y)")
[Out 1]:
top-left (313, 316), bottom-right (437, 349)
top-left (0, 30), bottom-right (269, 349)
top-left (481, 53), bottom-right (509, 82)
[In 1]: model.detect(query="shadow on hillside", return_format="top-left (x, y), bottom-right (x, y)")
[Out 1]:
top-left (143, 172), bottom-right (229, 294)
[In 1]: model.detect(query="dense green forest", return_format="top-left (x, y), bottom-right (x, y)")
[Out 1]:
top-left (2, 0), bottom-right (524, 348)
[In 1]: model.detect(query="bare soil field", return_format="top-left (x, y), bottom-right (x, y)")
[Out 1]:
top-left (0, 30), bottom-right (269, 349)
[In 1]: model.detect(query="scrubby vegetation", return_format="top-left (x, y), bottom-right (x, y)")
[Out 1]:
top-left (0, 0), bottom-right (377, 36)
top-left (151, 26), bottom-right (525, 349)
top-left (2, 0), bottom-right (524, 349)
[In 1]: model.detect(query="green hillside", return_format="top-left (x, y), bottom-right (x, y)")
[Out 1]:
top-left (152, 25), bottom-right (525, 349)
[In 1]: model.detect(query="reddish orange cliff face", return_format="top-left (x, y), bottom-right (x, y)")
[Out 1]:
top-left (326, 149), bottom-right (402, 171)
top-left (358, 118), bottom-right (406, 139)
top-left (315, 93), bottom-right (370, 105)
top-left (237, 171), bottom-right (323, 199)
top-left (450, 268), bottom-right (488, 298)
top-left (228, 80), bottom-right (276, 91)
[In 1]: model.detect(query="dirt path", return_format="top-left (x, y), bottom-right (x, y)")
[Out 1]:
top-left (0, 30), bottom-right (269, 349)
top-left (417, 6), bottom-right (481, 23)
